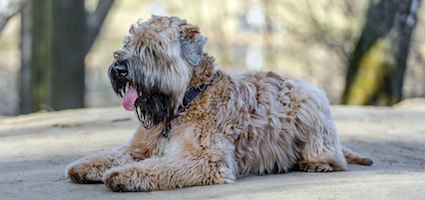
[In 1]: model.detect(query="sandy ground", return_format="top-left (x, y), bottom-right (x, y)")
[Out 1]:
top-left (1, 99), bottom-right (425, 199)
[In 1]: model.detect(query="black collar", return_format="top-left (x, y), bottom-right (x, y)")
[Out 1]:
top-left (163, 83), bottom-right (207, 138)
top-left (182, 83), bottom-right (206, 107)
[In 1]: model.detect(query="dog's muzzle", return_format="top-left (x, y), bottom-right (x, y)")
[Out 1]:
top-left (108, 61), bottom-right (174, 130)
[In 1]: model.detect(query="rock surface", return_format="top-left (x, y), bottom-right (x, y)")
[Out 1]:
top-left (1, 99), bottom-right (425, 199)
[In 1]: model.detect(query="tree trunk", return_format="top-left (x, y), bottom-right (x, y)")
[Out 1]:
top-left (19, 0), bottom-right (114, 114)
top-left (19, 0), bottom-right (53, 113)
top-left (49, 0), bottom-right (86, 110)
top-left (341, 0), bottom-right (421, 106)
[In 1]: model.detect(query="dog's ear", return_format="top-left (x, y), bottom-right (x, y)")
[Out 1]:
top-left (180, 27), bottom-right (208, 66)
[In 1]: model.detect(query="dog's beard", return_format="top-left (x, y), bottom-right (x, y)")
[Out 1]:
top-left (133, 90), bottom-right (175, 129)
top-left (109, 73), bottom-right (175, 129)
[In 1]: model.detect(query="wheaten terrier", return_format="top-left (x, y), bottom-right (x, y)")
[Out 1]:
top-left (66, 16), bottom-right (372, 192)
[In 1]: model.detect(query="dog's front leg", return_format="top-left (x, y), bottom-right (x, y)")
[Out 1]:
top-left (102, 156), bottom-right (235, 192)
top-left (65, 145), bottom-right (134, 183)
top-left (66, 125), bottom-right (162, 183)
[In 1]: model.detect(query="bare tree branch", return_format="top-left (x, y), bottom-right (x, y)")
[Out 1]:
top-left (83, 0), bottom-right (115, 56)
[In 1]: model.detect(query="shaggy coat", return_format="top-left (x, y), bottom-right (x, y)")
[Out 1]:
top-left (66, 16), bottom-right (372, 192)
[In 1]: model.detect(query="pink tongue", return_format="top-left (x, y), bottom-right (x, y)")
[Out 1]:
top-left (122, 87), bottom-right (138, 111)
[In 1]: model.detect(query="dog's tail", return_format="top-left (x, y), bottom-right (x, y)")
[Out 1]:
top-left (342, 146), bottom-right (373, 166)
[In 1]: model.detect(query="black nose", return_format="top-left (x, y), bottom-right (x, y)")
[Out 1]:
top-left (113, 64), bottom-right (128, 77)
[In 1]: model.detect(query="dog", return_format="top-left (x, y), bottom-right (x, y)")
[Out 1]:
top-left (65, 16), bottom-right (372, 192)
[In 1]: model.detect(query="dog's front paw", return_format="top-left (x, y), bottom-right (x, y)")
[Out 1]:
top-left (103, 167), bottom-right (154, 192)
top-left (66, 158), bottom-right (110, 184)
top-left (66, 163), bottom-right (102, 183)
top-left (66, 153), bottom-right (111, 184)
top-left (102, 168), bottom-right (139, 192)
top-left (103, 170), bottom-right (128, 192)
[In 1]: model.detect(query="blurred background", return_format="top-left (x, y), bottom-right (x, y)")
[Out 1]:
top-left (0, 0), bottom-right (424, 116)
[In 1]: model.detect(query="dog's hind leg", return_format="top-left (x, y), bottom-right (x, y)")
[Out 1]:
top-left (296, 122), bottom-right (348, 173)
top-left (290, 79), bottom-right (348, 172)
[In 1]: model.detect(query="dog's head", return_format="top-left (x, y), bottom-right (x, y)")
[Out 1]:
top-left (108, 16), bottom-right (212, 129)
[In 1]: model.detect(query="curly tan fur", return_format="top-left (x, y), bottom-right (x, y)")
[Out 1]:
top-left (66, 16), bottom-right (372, 192)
